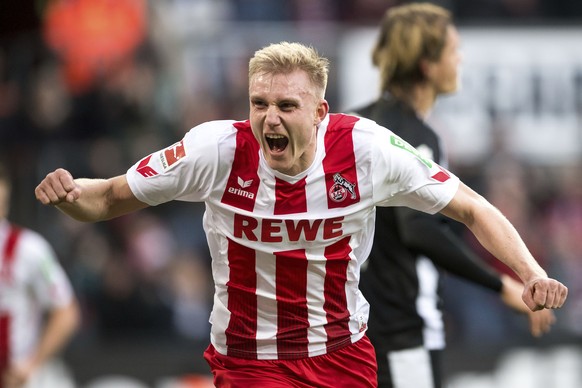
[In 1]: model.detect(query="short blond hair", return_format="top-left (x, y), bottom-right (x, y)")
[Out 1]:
top-left (249, 42), bottom-right (329, 98)
top-left (372, 3), bottom-right (452, 93)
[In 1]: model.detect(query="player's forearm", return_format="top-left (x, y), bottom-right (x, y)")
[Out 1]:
top-left (29, 300), bottom-right (80, 371)
top-left (463, 199), bottom-right (546, 284)
top-left (55, 178), bottom-right (113, 221)
top-left (441, 183), bottom-right (547, 284)
top-left (35, 170), bottom-right (137, 222)
top-left (500, 274), bottom-right (530, 314)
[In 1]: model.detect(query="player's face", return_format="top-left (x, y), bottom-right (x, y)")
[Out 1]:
top-left (249, 70), bottom-right (328, 176)
top-left (428, 25), bottom-right (462, 95)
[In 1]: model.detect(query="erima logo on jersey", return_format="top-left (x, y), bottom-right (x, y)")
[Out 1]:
top-left (329, 173), bottom-right (356, 202)
top-left (237, 177), bottom-right (253, 188)
top-left (228, 177), bottom-right (255, 199)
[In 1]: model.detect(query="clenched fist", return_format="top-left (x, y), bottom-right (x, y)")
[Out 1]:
top-left (35, 169), bottom-right (81, 205)
top-left (522, 278), bottom-right (568, 311)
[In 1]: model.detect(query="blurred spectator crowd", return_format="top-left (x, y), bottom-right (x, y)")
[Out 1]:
top-left (0, 0), bottom-right (581, 374)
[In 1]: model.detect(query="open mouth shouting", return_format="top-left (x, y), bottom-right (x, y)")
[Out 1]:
top-left (265, 134), bottom-right (289, 153)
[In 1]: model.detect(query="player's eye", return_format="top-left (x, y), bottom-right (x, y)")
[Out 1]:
top-left (252, 100), bottom-right (267, 109)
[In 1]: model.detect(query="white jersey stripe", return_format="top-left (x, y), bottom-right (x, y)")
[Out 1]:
top-left (305, 248), bottom-right (329, 357)
top-left (255, 250), bottom-right (278, 360)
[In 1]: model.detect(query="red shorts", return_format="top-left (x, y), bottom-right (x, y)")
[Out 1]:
top-left (204, 336), bottom-right (378, 387)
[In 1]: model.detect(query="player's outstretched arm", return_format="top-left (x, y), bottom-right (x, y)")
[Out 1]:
top-left (439, 182), bottom-right (568, 311)
top-left (35, 168), bottom-right (148, 222)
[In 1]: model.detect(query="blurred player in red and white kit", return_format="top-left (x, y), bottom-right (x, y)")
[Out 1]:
top-left (0, 163), bottom-right (80, 388)
top-left (35, 42), bottom-right (567, 387)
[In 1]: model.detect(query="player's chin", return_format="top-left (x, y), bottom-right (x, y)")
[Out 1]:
top-left (265, 155), bottom-right (293, 174)
top-left (442, 82), bottom-right (458, 95)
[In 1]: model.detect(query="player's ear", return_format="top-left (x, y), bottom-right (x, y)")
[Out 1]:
top-left (420, 58), bottom-right (436, 83)
top-left (315, 99), bottom-right (329, 125)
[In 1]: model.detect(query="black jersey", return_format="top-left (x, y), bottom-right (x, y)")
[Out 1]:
top-left (353, 94), bottom-right (503, 351)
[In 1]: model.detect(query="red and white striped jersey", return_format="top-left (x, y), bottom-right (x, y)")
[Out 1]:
top-left (0, 220), bottom-right (75, 367)
top-left (126, 113), bottom-right (459, 360)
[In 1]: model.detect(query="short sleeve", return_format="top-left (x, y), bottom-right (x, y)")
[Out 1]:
top-left (126, 120), bottom-right (234, 205)
top-left (371, 128), bottom-right (459, 214)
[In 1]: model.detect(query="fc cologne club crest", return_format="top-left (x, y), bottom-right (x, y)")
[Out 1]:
top-left (329, 173), bottom-right (356, 202)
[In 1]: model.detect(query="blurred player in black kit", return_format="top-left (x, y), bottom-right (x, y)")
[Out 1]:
top-left (351, 4), bottom-right (557, 388)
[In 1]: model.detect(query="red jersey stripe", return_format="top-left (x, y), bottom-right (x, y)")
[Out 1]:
top-left (223, 121), bottom-right (261, 358)
top-left (322, 115), bottom-right (358, 351)
top-left (275, 249), bottom-right (309, 359)
top-left (274, 177), bottom-right (309, 358)
top-left (1, 225), bottom-right (19, 384)
top-left (323, 236), bottom-right (352, 352)
top-left (221, 121), bottom-right (260, 211)
top-left (323, 114), bottom-right (360, 209)
top-left (274, 177), bottom-right (307, 215)
top-left (0, 315), bottom-right (8, 387)
top-left (225, 238), bottom-right (258, 358)
top-left (1, 225), bottom-right (20, 281)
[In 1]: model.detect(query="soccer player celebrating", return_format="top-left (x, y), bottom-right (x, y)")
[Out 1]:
top-left (35, 42), bottom-right (567, 387)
